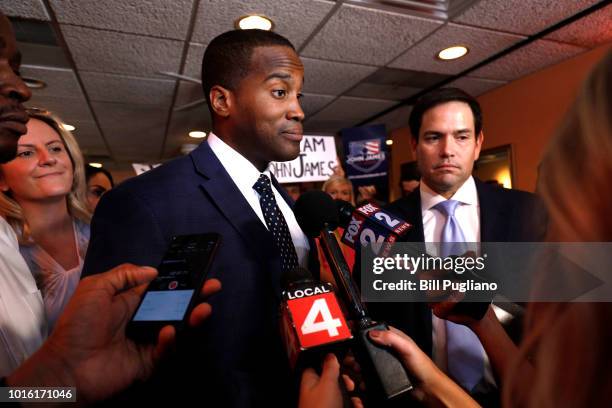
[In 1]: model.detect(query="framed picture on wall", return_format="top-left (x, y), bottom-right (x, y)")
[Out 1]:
top-left (473, 144), bottom-right (514, 189)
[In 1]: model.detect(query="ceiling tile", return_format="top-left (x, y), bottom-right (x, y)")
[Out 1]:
top-left (80, 72), bottom-right (176, 106)
top-left (444, 76), bottom-right (507, 96)
top-left (364, 104), bottom-right (413, 132)
top-left (545, 4), bottom-right (612, 48)
top-left (61, 25), bottom-right (183, 77)
top-left (1, 0), bottom-right (49, 20)
top-left (20, 65), bottom-right (84, 99)
top-left (163, 105), bottom-right (211, 158)
top-left (183, 43), bottom-right (206, 79)
top-left (346, 83), bottom-right (420, 101)
top-left (68, 120), bottom-right (108, 156)
top-left (389, 23), bottom-right (525, 74)
top-left (301, 4), bottom-right (442, 65)
top-left (25, 95), bottom-right (95, 122)
top-left (18, 43), bottom-right (71, 68)
top-left (92, 102), bottom-right (168, 159)
top-left (307, 96), bottom-right (396, 125)
top-left (50, 0), bottom-right (194, 40)
top-left (301, 57), bottom-right (377, 95)
top-left (365, 67), bottom-right (451, 88)
top-left (453, 0), bottom-right (599, 35)
top-left (470, 39), bottom-right (587, 81)
top-left (175, 81), bottom-right (205, 108)
top-left (192, 0), bottom-right (334, 49)
top-left (300, 93), bottom-right (336, 117)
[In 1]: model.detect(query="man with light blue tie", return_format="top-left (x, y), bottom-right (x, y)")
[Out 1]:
top-left (371, 88), bottom-right (547, 406)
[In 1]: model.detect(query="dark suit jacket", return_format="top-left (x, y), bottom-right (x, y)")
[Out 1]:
top-left (83, 142), bottom-right (317, 407)
top-left (365, 178), bottom-right (548, 370)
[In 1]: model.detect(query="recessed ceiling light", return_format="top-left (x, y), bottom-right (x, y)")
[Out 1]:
top-left (235, 15), bottom-right (274, 31)
top-left (437, 46), bottom-right (469, 61)
top-left (22, 77), bottom-right (46, 89)
top-left (385, 139), bottom-right (393, 146)
top-left (89, 162), bottom-right (103, 168)
top-left (189, 131), bottom-right (207, 139)
top-left (62, 123), bottom-right (75, 131)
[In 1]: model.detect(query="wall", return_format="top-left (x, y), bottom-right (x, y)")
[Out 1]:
top-left (389, 43), bottom-right (611, 198)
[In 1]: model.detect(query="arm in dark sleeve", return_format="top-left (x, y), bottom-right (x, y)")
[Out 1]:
top-left (82, 187), bottom-right (167, 277)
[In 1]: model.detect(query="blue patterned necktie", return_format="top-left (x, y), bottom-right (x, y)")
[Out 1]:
top-left (434, 199), bottom-right (485, 392)
top-left (253, 174), bottom-right (299, 274)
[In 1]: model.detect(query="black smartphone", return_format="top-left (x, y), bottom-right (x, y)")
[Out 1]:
top-left (126, 233), bottom-right (221, 343)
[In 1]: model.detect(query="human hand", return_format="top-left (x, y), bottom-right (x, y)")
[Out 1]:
top-left (299, 354), bottom-right (343, 408)
top-left (357, 185), bottom-right (376, 201)
top-left (8, 263), bottom-right (221, 404)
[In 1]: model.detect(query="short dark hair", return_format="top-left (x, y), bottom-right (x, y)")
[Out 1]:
top-left (408, 87), bottom-right (483, 140)
top-left (85, 165), bottom-right (114, 187)
top-left (201, 29), bottom-right (296, 109)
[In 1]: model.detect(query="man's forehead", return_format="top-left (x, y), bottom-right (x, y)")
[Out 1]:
top-left (250, 45), bottom-right (304, 73)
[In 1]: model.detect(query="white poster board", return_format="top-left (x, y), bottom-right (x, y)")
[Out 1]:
top-left (132, 163), bottom-right (162, 176)
top-left (269, 135), bottom-right (337, 183)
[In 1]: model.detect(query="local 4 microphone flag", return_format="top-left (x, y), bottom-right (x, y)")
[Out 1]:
top-left (280, 282), bottom-right (352, 368)
top-left (342, 124), bottom-right (389, 187)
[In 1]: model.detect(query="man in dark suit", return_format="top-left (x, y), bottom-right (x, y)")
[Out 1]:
top-left (83, 30), bottom-right (314, 407)
top-left (367, 88), bottom-right (547, 406)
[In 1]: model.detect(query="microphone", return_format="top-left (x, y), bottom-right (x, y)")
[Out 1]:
top-left (339, 201), bottom-right (412, 256)
top-left (295, 191), bottom-right (413, 403)
top-left (279, 266), bottom-right (353, 373)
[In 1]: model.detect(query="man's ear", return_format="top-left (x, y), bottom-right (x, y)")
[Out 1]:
top-left (474, 131), bottom-right (484, 160)
top-left (210, 85), bottom-right (232, 118)
top-left (410, 136), bottom-right (418, 155)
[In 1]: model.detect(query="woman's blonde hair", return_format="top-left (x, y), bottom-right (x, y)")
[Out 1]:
top-left (0, 108), bottom-right (91, 243)
top-left (322, 175), bottom-right (355, 205)
top-left (504, 51), bottom-right (612, 408)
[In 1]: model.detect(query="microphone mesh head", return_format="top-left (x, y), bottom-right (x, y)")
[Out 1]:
top-left (335, 199), bottom-right (355, 229)
top-left (294, 190), bottom-right (339, 238)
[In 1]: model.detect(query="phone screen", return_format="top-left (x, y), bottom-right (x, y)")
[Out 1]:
top-left (130, 234), bottom-right (219, 328)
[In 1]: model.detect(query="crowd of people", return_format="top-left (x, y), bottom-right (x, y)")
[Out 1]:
top-left (0, 9), bottom-right (610, 407)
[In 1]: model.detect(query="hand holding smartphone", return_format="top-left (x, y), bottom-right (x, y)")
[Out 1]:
top-left (126, 233), bottom-right (221, 342)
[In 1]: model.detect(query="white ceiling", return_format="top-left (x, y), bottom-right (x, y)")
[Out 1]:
top-left (2, 0), bottom-right (610, 172)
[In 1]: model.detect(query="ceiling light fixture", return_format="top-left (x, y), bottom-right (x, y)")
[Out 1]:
top-left (189, 131), bottom-right (207, 139)
top-left (235, 15), bottom-right (274, 31)
top-left (89, 162), bottom-right (103, 168)
top-left (437, 45), bottom-right (469, 61)
top-left (62, 123), bottom-right (76, 131)
top-left (22, 77), bottom-right (46, 89)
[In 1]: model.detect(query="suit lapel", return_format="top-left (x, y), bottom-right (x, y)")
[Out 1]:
top-left (388, 190), bottom-right (425, 242)
top-left (190, 143), bottom-right (280, 279)
top-left (476, 179), bottom-right (508, 242)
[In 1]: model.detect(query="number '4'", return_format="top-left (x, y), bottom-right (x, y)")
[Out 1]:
top-left (301, 298), bottom-right (342, 337)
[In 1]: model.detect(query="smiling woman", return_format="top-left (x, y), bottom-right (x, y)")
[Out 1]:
top-left (0, 108), bottom-right (91, 330)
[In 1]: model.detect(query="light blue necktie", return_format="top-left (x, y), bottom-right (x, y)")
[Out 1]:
top-left (434, 199), bottom-right (485, 392)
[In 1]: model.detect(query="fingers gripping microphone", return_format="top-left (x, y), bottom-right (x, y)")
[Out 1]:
top-left (279, 267), bottom-right (353, 373)
top-left (295, 191), bottom-right (413, 403)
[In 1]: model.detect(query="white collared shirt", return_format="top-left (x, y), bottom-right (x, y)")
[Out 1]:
top-left (207, 132), bottom-right (309, 268)
top-left (421, 175), bottom-right (480, 249)
top-left (420, 176), bottom-right (495, 387)
top-left (0, 217), bottom-right (47, 376)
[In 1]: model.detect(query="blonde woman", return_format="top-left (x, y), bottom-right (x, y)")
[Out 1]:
top-left (0, 108), bottom-right (91, 330)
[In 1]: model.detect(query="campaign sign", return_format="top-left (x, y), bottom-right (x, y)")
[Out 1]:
top-left (270, 135), bottom-right (338, 183)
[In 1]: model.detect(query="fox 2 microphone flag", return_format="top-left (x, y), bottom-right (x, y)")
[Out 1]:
top-left (341, 124), bottom-right (389, 192)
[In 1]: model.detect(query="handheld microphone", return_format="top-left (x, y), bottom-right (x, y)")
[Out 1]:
top-left (339, 201), bottom-right (412, 256)
top-left (279, 266), bottom-right (353, 373)
top-left (295, 191), bottom-right (413, 403)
